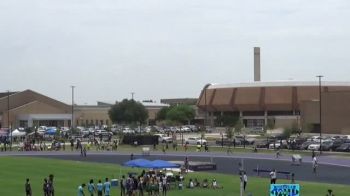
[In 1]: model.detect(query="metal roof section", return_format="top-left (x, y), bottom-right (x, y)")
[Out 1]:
top-left (207, 81), bottom-right (350, 89)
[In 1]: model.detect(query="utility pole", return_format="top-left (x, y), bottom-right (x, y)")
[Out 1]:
top-left (239, 159), bottom-right (244, 196)
top-left (316, 75), bottom-right (323, 154)
top-left (71, 86), bottom-right (75, 132)
top-left (7, 90), bottom-right (12, 150)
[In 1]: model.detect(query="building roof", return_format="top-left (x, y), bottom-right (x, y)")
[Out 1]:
top-left (207, 81), bottom-right (350, 89)
top-left (198, 81), bottom-right (350, 112)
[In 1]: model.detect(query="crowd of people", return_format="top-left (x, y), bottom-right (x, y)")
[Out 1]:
top-left (76, 169), bottom-right (223, 196)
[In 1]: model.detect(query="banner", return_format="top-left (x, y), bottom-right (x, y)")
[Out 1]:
top-left (270, 184), bottom-right (300, 196)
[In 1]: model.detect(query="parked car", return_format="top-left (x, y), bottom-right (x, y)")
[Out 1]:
top-left (215, 138), bottom-right (242, 146)
top-left (154, 134), bottom-right (172, 143)
top-left (308, 143), bottom-right (320, 151)
top-left (187, 125), bottom-right (199, 132)
top-left (321, 141), bottom-right (334, 151)
top-left (235, 135), bottom-right (255, 145)
top-left (299, 141), bottom-right (317, 150)
top-left (331, 139), bottom-right (346, 151)
top-left (122, 128), bottom-right (135, 134)
top-left (180, 126), bottom-right (191, 132)
top-left (185, 137), bottom-right (207, 145)
top-left (335, 143), bottom-right (350, 152)
top-left (255, 140), bottom-right (270, 148)
top-left (269, 140), bottom-right (288, 149)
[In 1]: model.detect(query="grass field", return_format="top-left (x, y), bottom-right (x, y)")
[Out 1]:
top-left (0, 156), bottom-right (348, 196)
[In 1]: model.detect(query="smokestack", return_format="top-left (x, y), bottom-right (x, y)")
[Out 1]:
top-left (254, 47), bottom-right (261, 82)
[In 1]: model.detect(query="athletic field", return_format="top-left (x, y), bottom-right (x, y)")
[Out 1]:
top-left (0, 156), bottom-right (348, 196)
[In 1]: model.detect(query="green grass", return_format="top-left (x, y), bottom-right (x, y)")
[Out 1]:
top-left (0, 156), bottom-right (348, 196)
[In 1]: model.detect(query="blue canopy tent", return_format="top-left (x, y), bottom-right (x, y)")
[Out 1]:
top-left (151, 160), bottom-right (180, 169)
top-left (45, 128), bottom-right (57, 135)
top-left (123, 159), bottom-right (153, 168)
top-left (123, 159), bottom-right (180, 169)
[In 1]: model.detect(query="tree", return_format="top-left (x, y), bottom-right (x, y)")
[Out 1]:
top-left (234, 118), bottom-right (244, 134)
top-left (215, 114), bottom-right (239, 127)
top-left (290, 121), bottom-right (299, 134)
top-left (225, 127), bottom-right (234, 141)
top-left (282, 127), bottom-right (292, 139)
top-left (156, 106), bottom-right (172, 121)
top-left (266, 118), bottom-right (275, 130)
top-left (166, 104), bottom-right (195, 124)
top-left (108, 99), bottom-right (148, 126)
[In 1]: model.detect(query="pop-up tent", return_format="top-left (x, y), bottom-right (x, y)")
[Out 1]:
top-left (45, 128), bottom-right (57, 135)
top-left (124, 159), bottom-right (153, 168)
top-left (11, 129), bottom-right (26, 137)
top-left (151, 160), bottom-right (180, 169)
top-left (123, 159), bottom-right (180, 169)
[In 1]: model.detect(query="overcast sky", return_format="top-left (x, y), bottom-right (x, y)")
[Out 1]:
top-left (1, 0), bottom-right (350, 105)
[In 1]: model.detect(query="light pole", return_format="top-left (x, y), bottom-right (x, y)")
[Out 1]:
top-left (131, 92), bottom-right (135, 100)
top-left (316, 75), bottom-right (323, 154)
top-left (71, 86), bottom-right (75, 133)
top-left (7, 90), bottom-right (12, 150)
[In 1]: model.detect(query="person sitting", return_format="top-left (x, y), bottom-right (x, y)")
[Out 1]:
top-left (194, 178), bottom-right (200, 187)
top-left (326, 189), bottom-right (335, 196)
top-left (178, 180), bottom-right (183, 190)
top-left (188, 179), bottom-right (194, 189)
top-left (202, 179), bottom-right (209, 188)
top-left (212, 179), bottom-right (218, 189)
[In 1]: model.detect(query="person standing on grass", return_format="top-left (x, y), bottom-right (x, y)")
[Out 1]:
top-left (312, 156), bottom-right (318, 174)
top-left (243, 172), bottom-right (248, 191)
top-left (96, 180), bottom-right (103, 196)
top-left (104, 178), bottom-right (111, 196)
top-left (47, 175), bottom-right (54, 196)
top-left (25, 178), bottom-right (32, 196)
top-left (120, 175), bottom-right (126, 196)
top-left (270, 169), bottom-right (277, 184)
top-left (43, 178), bottom-right (48, 196)
top-left (78, 184), bottom-right (86, 196)
top-left (88, 179), bottom-right (95, 196)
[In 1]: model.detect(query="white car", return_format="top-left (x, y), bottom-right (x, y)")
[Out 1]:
top-left (122, 128), bottom-right (135, 134)
top-left (180, 126), bottom-right (191, 132)
top-left (308, 143), bottom-right (321, 151)
top-left (154, 134), bottom-right (172, 143)
top-left (185, 137), bottom-right (207, 145)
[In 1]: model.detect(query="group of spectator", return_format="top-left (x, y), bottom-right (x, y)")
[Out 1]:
top-left (78, 178), bottom-right (111, 196)
top-left (77, 169), bottom-right (224, 196)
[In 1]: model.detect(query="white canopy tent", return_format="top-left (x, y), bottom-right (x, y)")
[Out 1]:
top-left (11, 129), bottom-right (26, 137)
